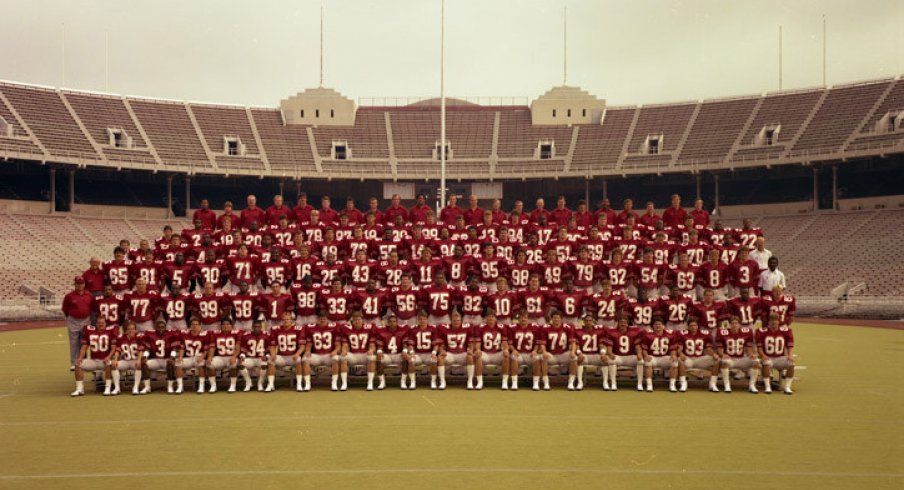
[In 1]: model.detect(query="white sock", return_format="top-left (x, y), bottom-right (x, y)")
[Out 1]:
top-left (340, 372), bottom-right (348, 385)
top-left (241, 370), bottom-right (251, 385)
top-left (542, 375), bottom-right (549, 385)
top-left (576, 365), bottom-right (584, 381)
top-left (304, 375), bottom-right (312, 387)
top-left (367, 371), bottom-right (374, 384)
top-left (197, 377), bottom-right (205, 390)
top-left (408, 372), bottom-right (416, 384)
top-left (331, 374), bottom-right (338, 386)
top-left (635, 364), bottom-right (644, 382)
top-left (144, 379), bottom-right (151, 389)
top-left (763, 376), bottom-right (772, 388)
top-left (669, 378), bottom-right (676, 390)
top-left (511, 375), bottom-right (518, 387)
top-left (785, 377), bottom-right (794, 390)
top-left (466, 364), bottom-right (475, 382)
top-left (568, 375), bottom-right (575, 386)
top-left (111, 370), bottom-right (120, 390)
top-left (601, 365), bottom-right (610, 386)
top-left (295, 374), bottom-right (303, 387)
top-left (709, 375), bottom-right (718, 388)
top-left (133, 370), bottom-right (142, 389)
top-left (229, 377), bottom-right (237, 390)
top-left (748, 369), bottom-right (758, 388)
top-left (438, 366), bottom-right (446, 382)
top-left (609, 364), bottom-right (617, 382)
top-left (430, 374), bottom-right (437, 384)
top-left (476, 375), bottom-right (483, 385)
top-left (721, 368), bottom-right (730, 387)
top-left (104, 379), bottom-right (111, 391)
top-left (379, 375), bottom-right (386, 384)
top-left (269, 375), bottom-right (277, 388)
top-left (532, 376), bottom-right (539, 386)
top-left (645, 377), bottom-right (653, 389)
top-left (207, 376), bottom-right (216, 388)
top-left (76, 380), bottom-right (84, 392)
top-left (502, 374), bottom-right (509, 386)
top-left (176, 378), bottom-right (183, 390)
top-left (167, 380), bottom-right (173, 390)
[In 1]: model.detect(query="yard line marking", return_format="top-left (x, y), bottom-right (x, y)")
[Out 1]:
top-left (0, 340), bottom-right (67, 347)
top-left (421, 395), bottom-right (436, 407)
top-left (0, 468), bottom-right (901, 480)
top-left (0, 392), bottom-right (16, 398)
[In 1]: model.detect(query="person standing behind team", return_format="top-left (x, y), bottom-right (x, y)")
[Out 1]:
top-left (63, 276), bottom-right (95, 370)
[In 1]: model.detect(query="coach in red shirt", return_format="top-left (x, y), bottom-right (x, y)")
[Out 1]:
top-left (192, 199), bottom-right (217, 230)
top-left (383, 194), bottom-right (409, 225)
top-left (550, 196), bottom-right (572, 226)
top-left (594, 198), bottom-right (617, 225)
top-left (217, 201), bottom-right (240, 229)
top-left (240, 195), bottom-right (266, 230)
top-left (529, 197), bottom-right (551, 224)
top-left (409, 194), bottom-right (432, 224)
top-left (293, 193), bottom-right (315, 224)
top-left (62, 277), bottom-right (95, 367)
top-left (266, 194), bottom-right (294, 226)
top-left (81, 257), bottom-right (105, 296)
top-left (662, 194), bottom-right (688, 228)
top-left (461, 195), bottom-right (484, 226)
top-left (690, 198), bottom-right (710, 227)
top-left (440, 195), bottom-right (462, 225)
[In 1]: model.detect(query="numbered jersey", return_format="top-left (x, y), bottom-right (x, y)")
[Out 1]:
top-left (319, 290), bottom-right (350, 322)
top-left (624, 298), bottom-right (656, 329)
top-left (211, 331), bottom-right (241, 357)
top-left (375, 326), bottom-right (411, 355)
top-left (241, 331), bottom-right (271, 358)
top-left (488, 291), bottom-right (518, 321)
top-left (678, 328), bottom-right (713, 357)
top-left (519, 288), bottom-right (550, 320)
top-left (508, 324), bottom-right (540, 353)
top-left (341, 325), bottom-right (375, 354)
top-left (668, 265), bottom-right (699, 292)
top-left (692, 301), bottom-right (726, 330)
top-left (142, 330), bottom-right (183, 359)
top-left (550, 291), bottom-right (586, 318)
top-left (408, 326), bottom-right (441, 354)
top-left (181, 330), bottom-right (211, 357)
top-left (641, 331), bottom-right (676, 357)
top-left (541, 324), bottom-right (574, 355)
top-left (716, 327), bottom-right (755, 358)
top-left (575, 327), bottom-right (607, 354)
top-left (390, 287), bottom-right (421, 320)
top-left (606, 327), bottom-right (643, 357)
top-left (568, 260), bottom-right (599, 288)
top-left (423, 286), bottom-right (457, 316)
top-left (755, 327), bottom-right (794, 358)
top-left (761, 295), bottom-right (797, 326)
top-left (352, 289), bottom-right (389, 320)
top-left (288, 284), bottom-right (319, 317)
top-left (306, 324), bottom-right (339, 355)
top-left (195, 261), bottom-right (226, 288)
top-left (660, 295), bottom-right (694, 324)
top-left (588, 292), bottom-right (625, 322)
top-left (81, 325), bottom-right (118, 360)
top-left (94, 296), bottom-right (125, 326)
top-left (345, 260), bottom-right (378, 288)
top-left (727, 297), bottom-right (762, 326)
top-left (438, 325), bottom-right (471, 354)
top-left (124, 291), bottom-right (159, 322)
top-left (603, 262), bottom-right (631, 290)
top-left (476, 325), bottom-right (507, 353)
top-left (192, 293), bottom-right (227, 325)
top-left (228, 256), bottom-right (258, 286)
top-left (103, 260), bottom-right (132, 291)
top-left (258, 293), bottom-right (295, 321)
top-left (270, 326), bottom-right (306, 356)
top-left (459, 287), bottom-right (488, 317)
top-left (115, 334), bottom-right (142, 361)
top-left (160, 293), bottom-right (191, 322)
top-left (228, 293), bottom-right (259, 322)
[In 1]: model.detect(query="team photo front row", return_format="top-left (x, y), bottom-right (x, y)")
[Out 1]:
top-left (71, 291), bottom-right (796, 397)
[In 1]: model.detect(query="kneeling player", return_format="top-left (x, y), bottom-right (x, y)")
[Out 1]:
top-left (716, 316), bottom-right (760, 393)
top-left (112, 321), bottom-right (143, 395)
top-left (439, 310), bottom-right (473, 390)
top-left (538, 310), bottom-right (578, 391)
top-left (206, 318), bottom-right (241, 393)
top-left (508, 310), bottom-right (541, 391)
top-left (304, 311), bottom-right (341, 391)
top-left (240, 320), bottom-right (273, 392)
top-left (640, 318), bottom-right (679, 392)
top-left (71, 317), bottom-right (117, 396)
top-left (604, 316), bottom-right (644, 391)
top-left (140, 319), bottom-right (182, 394)
top-left (677, 318), bottom-right (719, 392)
top-left (341, 311), bottom-right (377, 391)
top-left (375, 314), bottom-right (411, 390)
top-left (473, 310), bottom-right (509, 390)
top-left (575, 314), bottom-right (609, 390)
top-left (270, 311), bottom-right (307, 391)
top-left (757, 314), bottom-right (795, 395)
top-left (178, 318), bottom-right (211, 393)
top-left (407, 311), bottom-right (442, 390)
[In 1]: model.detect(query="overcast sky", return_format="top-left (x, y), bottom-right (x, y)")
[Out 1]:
top-left (1, 0), bottom-right (902, 107)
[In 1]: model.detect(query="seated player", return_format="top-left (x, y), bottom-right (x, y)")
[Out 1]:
top-left (340, 311), bottom-right (377, 391)
top-left (716, 316), bottom-right (761, 393)
top-left (177, 317), bottom-right (211, 394)
top-left (375, 314), bottom-right (411, 390)
top-left (604, 315), bottom-right (645, 391)
top-left (677, 318), bottom-right (719, 392)
top-left (270, 311), bottom-right (307, 391)
top-left (438, 310), bottom-right (473, 389)
top-left (472, 309), bottom-right (509, 390)
top-left (538, 310), bottom-right (578, 391)
top-left (304, 311), bottom-right (342, 391)
top-left (756, 313), bottom-right (795, 395)
top-left (140, 318), bottom-right (182, 394)
top-left (239, 319), bottom-right (273, 392)
top-left (206, 317), bottom-right (242, 393)
top-left (575, 314), bottom-right (609, 390)
top-left (407, 310), bottom-right (443, 390)
top-left (71, 316), bottom-right (117, 397)
top-left (112, 320), bottom-right (143, 395)
top-left (508, 310), bottom-right (541, 391)
top-left (640, 318), bottom-right (679, 392)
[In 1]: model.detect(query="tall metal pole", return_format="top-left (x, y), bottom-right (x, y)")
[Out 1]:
top-left (185, 175), bottom-right (192, 218)
top-left (778, 25), bottom-right (783, 91)
top-left (69, 169), bottom-right (75, 212)
top-left (439, 0), bottom-right (447, 211)
top-left (166, 175), bottom-right (173, 219)
top-left (49, 168), bottom-right (57, 214)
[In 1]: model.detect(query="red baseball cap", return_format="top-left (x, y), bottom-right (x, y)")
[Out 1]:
top-left (73, 276), bottom-right (85, 284)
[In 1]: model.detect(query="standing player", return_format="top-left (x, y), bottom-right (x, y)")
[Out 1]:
top-left (192, 281), bottom-right (228, 331)
top-left (124, 278), bottom-right (159, 332)
top-left (699, 249), bottom-right (730, 301)
top-left (604, 316), bottom-right (645, 391)
top-left (270, 311), bottom-right (307, 391)
top-left (692, 288), bottom-right (727, 332)
top-left (423, 273), bottom-right (457, 326)
top-left (519, 275), bottom-right (551, 326)
top-left (389, 274), bottom-right (421, 326)
top-left (71, 317), bottom-right (117, 397)
top-left (551, 278), bottom-right (588, 326)
top-left (472, 310), bottom-right (509, 390)
top-left (640, 318), bottom-right (679, 392)
top-left (727, 287), bottom-right (762, 329)
top-left (160, 284), bottom-right (191, 331)
top-left (677, 318), bottom-right (719, 392)
top-left (459, 275), bottom-right (489, 325)
top-left (715, 316), bottom-right (761, 393)
top-left (761, 285), bottom-right (796, 327)
top-left (256, 281), bottom-right (295, 329)
top-left (103, 247), bottom-right (132, 293)
top-left (756, 314), bottom-right (796, 395)
top-left (111, 320), bottom-right (142, 395)
top-left (587, 279), bottom-right (625, 329)
top-left (660, 285), bottom-right (694, 331)
top-left (228, 282), bottom-right (258, 331)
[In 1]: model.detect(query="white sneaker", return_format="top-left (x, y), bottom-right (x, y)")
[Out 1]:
top-left (366, 383), bottom-right (373, 391)
top-left (430, 380), bottom-right (437, 390)
top-left (723, 385), bottom-right (732, 393)
top-left (501, 383), bottom-right (508, 391)
top-left (166, 386), bottom-right (174, 394)
top-left (197, 386), bottom-right (205, 394)
top-left (378, 379), bottom-right (386, 390)
top-left (438, 380), bottom-right (446, 390)
top-left (174, 387), bottom-right (183, 395)
top-left (679, 380), bottom-right (688, 392)
top-left (709, 385), bottom-right (720, 393)
top-left (532, 383), bottom-right (540, 391)
top-left (476, 379), bottom-right (483, 390)
top-left (764, 384), bottom-right (773, 394)
top-left (243, 384), bottom-right (253, 392)
top-left (610, 384), bottom-right (618, 391)
top-left (296, 384), bottom-right (304, 392)
top-left (576, 380), bottom-right (583, 391)
top-left (636, 384), bottom-right (644, 392)
top-left (330, 382), bottom-right (338, 392)
top-left (783, 387), bottom-right (793, 395)
top-left (543, 381), bottom-right (551, 391)
top-left (265, 385), bottom-right (274, 392)
top-left (103, 388), bottom-right (112, 396)
top-left (646, 385), bottom-right (654, 392)
top-left (669, 386), bottom-right (677, 393)
top-left (400, 379), bottom-right (408, 390)
top-left (340, 381), bottom-right (348, 392)
top-left (208, 385), bottom-right (217, 393)
top-left (111, 388), bottom-right (120, 396)
top-left (140, 387), bottom-right (152, 395)
top-left (567, 384), bottom-right (575, 391)
top-left (748, 386), bottom-right (758, 394)
top-left (409, 379), bottom-right (416, 390)
top-left (466, 381), bottom-right (474, 390)
top-left (303, 384), bottom-right (311, 392)
top-left (227, 386), bottom-right (236, 393)
top-left (70, 389), bottom-right (84, 397)
top-left (132, 387), bottom-right (140, 396)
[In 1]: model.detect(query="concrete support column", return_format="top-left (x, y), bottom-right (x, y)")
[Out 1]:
top-left (602, 178), bottom-right (608, 200)
top-left (713, 174), bottom-right (720, 214)
top-left (166, 174), bottom-right (173, 219)
top-left (832, 165), bottom-right (838, 211)
top-left (68, 169), bottom-right (75, 212)
top-left (812, 167), bottom-right (819, 211)
top-left (695, 173), bottom-right (702, 201)
top-left (278, 179), bottom-right (285, 198)
top-left (584, 179), bottom-right (590, 205)
top-left (49, 167), bottom-right (56, 214)
top-left (185, 175), bottom-right (191, 218)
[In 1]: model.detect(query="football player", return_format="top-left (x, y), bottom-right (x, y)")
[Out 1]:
top-left (757, 313), bottom-right (795, 395)
top-left (472, 309), bottom-right (509, 390)
top-left (407, 310), bottom-right (443, 390)
top-left (604, 315), bottom-right (645, 391)
top-left (177, 317), bottom-right (211, 394)
top-left (304, 311), bottom-right (342, 391)
top-left (508, 310), bottom-right (541, 391)
top-left (575, 314), bottom-right (609, 390)
top-left (340, 311), bottom-right (377, 391)
top-left (239, 319), bottom-right (273, 392)
top-left (640, 318), bottom-right (679, 392)
top-left (438, 310), bottom-right (473, 389)
top-left (206, 318), bottom-right (242, 393)
top-left (111, 320), bottom-right (142, 395)
top-left (71, 316), bottom-right (117, 396)
top-left (716, 316), bottom-right (761, 393)
top-left (538, 310), bottom-right (578, 391)
top-left (677, 318), bottom-right (719, 392)
top-left (270, 311), bottom-right (307, 391)
top-left (140, 318), bottom-right (182, 394)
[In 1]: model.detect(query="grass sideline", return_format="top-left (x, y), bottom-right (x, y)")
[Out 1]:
top-left (0, 322), bottom-right (901, 490)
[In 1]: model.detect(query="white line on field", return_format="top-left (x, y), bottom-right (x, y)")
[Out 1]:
top-left (421, 395), bottom-right (436, 407)
top-left (0, 468), bottom-right (901, 480)
top-left (0, 392), bottom-right (16, 398)
top-left (0, 341), bottom-right (67, 347)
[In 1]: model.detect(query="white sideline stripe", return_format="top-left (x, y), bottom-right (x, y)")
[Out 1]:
top-left (0, 340), bottom-right (67, 347)
top-left (0, 468), bottom-right (901, 480)
top-left (1, 413), bottom-right (900, 427)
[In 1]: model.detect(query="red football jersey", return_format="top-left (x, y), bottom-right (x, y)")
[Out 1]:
top-left (716, 327), bottom-right (755, 358)
top-left (81, 324), bottom-right (118, 360)
top-left (408, 325), bottom-right (442, 353)
top-left (374, 326), bottom-right (410, 355)
top-left (568, 259), bottom-right (599, 289)
top-left (94, 296), bottom-right (125, 326)
top-left (442, 255), bottom-right (472, 284)
top-left (260, 260), bottom-right (291, 287)
top-left (257, 292), bottom-right (295, 322)
top-left (240, 331), bottom-right (270, 358)
top-left (475, 324), bottom-right (508, 353)
top-left (378, 260), bottom-right (408, 288)
top-left (319, 290), bottom-right (351, 323)
top-left (181, 330), bottom-right (211, 358)
top-left (519, 288), bottom-right (551, 321)
top-left (115, 333), bottom-right (142, 361)
top-left (459, 287), bottom-right (488, 317)
top-left (640, 330), bottom-right (677, 357)
top-left (130, 261), bottom-right (163, 291)
top-left (755, 327), bottom-right (794, 357)
top-left (160, 292), bottom-right (192, 322)
top-left (692, 301), bottom-right (726, 330)
top-left (624, 298), bottom-right (657, 328)
top-left (539, 261), bottom-right (566, 288)
top-left (575, 326), bottom-right (607, 354)
top-left (422, 285), bottom-right (458, 317)
top-left (727, 297), bottom-right (763, 326)
top-left (508, 323), bottom-right (540, 353)
top-left (507, 262), bottom-right (534, 290)
top-left (227, 256), bottom-right (259, 286)
top-left (550, 290), bottom-right (587, 319)
top-left (342, 324), bottom-right (376, 354)
top-left (390, 287), bottom-right (421, 321)
top-left (668, 264), bottom-right (700, 293)
top-left (488, 290), bottom-right (518, 321)
top-left (124, 291), bottom-right (159, 323)
top-left (270, 325), bottom-right (306, 356)
top-left (142, 330), bottom-right (183, 358)
top-left (194, 261), bottom-right (226, 288)
top-left (210, 331), bottom-right (241, 356)
top-left (699, 261), bottom-right (729, 289)
top-left (438, 325), bottom-right (471, 354)
top-left (345, 259), bottom-right (378, 288)
top-left (660, 295), bottom-right (694, 324)
top-left (288, 284), bottom-right (318, 318)
top-left (192, 292), bottom-right (228, 326)
top-left (587, 291), bottom-right (626, 323)
top-left (730, 259), bottom-right (761, 288)
top-left (351, 288), bottom-right (389, 321)
top-left (761, 295), bottom-right (797, 326)
top-left (306, 323), bottom-right (340, 355)
top-left (606, 327), bottom-right (643, 357)
top-left (103, 259), bottom-right (132, 292)
top-left (633, 263), bottom-right (665, 289)
top-left (541, 324), bottom-right (574, 355)
top-left (678, 328), bottom-right (713, 357)
top-left (602, 261), bottom-right (632, 291)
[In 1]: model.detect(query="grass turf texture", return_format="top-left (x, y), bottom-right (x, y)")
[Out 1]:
top-left (0, 322), bottom-right (901, 490)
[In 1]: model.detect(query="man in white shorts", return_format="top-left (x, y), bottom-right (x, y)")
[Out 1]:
top-left (472, 309), bottom-right (509, 390)
top-left (205, 318), bottom-right (242, 393)
top-left (375, 314), bottom-right (412, 390)
top-left (269, 311), bottom-right (307, 391)
top-left (716, 316), bottom-right (760, 393)
top-left (304, 311), bottom-right (342, 391)
top-left (756, 313), bottom-right (795, 395)
top-left (340, 311), bottom-right (378, 390)
top-left (640, 318), bottom-right (679, 392)
top-left (177, 317), bottom-right (211, 394)
top-left (239, 320), bottom-right (273, 392)
top-left (71, 316), bottom-right (117, 397)
top-left (677, 318), bottom-right (720, 392)
top-left (604, 315), bottom-right (645, 392)
top-left (112, 321), bottom-right (143, 395)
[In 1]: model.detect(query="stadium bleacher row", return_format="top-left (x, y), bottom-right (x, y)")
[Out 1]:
top-left (1, 77), bottom-right (902, 179)
top-left (1, 209), bottom-right (902, 314)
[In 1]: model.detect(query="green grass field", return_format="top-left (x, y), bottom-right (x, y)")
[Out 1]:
top-left (0, 322), bottom-right (902, 489)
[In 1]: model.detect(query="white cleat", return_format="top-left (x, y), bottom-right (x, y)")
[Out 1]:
top-left (296, 384), bottom-right (304, 392)
top-left (636, 384), bottom-right (644, 392)
top-left (243, 384), bottom-right (253, 392)
top-left (400, 380), bottom-right (408, 390)
top-left (669, 386), bottom-right (677, 393)
top-left (174, 387), bottom-right (183, 395)
top-left (476, 379), bottom-right (483, 390)
top-left (103, 388), bottom-right (112, 396)
top-left (439, 380), bottom-right (446, 390)
top-left (227, 386), bottom-right (236, 393)
top-left (340, 382), bottom-right (348, 392)
top-left (709, 385), bottom-right (720, 393)
top-left (366, 383), bottom-right (374, 391)
top-left (140, 387), bottom-right (152, 395)
top-left (764, 384), bottom-right (773, 394)
top-left (610, 384), bottom-right (618, 392)
top-left (466, 381), bottom-right (474, 390)
top-left (576, 380), bottom-right (584, 391)
top-left (111, 388), bottom-right (120, 396)
top-left (208, 385), bottom-right (217, 393)
top-left (197, 386), bottom-right (205, 394)
top-left (567, 384), bottom-right (575, 391)
top-left (679, 380), bottom-right (688, 392)
top-left (303, 384), bottom-right (311, 392)
top-left (70, 390), bottom-right (84, 397)
top-left (430, 380), bottom-right (437, 390)
top-left (330, 383), bottom-right (338, 392)
top-left (166, 386), bottom-right (174, 394)
top-left (532, 383), bottom-right (540, 391)
top-left (748, 386), bottom-right (759, 394)
top-left (377, 379), bottom-right (386, 390)
top-left (783, 387), bottom-right (793, 395)
top-left (646, 385), bottom-right (654, 392)
top-left (132, 388), bottom-right (140, 396)
top-left (265, 386), bottom-right (274, 393)
top-left (723, 385), bottom-right (732, 393)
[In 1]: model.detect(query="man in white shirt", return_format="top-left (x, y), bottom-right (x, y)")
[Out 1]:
top-left (758, 256), bottom-right (786, 295)
top-left (749, 237), bottom-right (772, 271)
